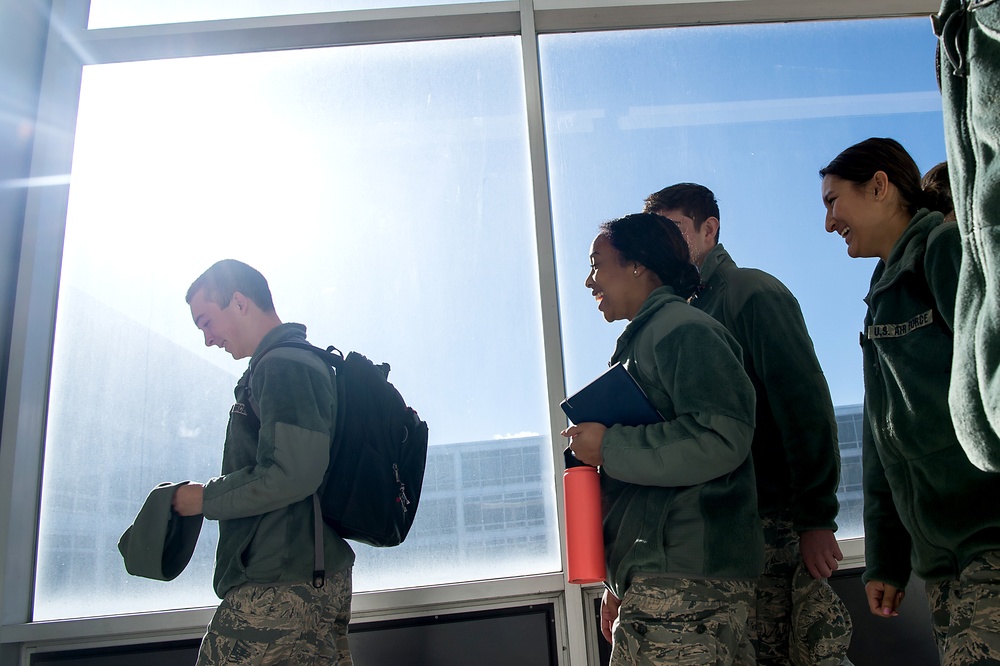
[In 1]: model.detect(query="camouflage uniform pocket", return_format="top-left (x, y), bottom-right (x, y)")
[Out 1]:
top-left (197, 581), bottom-right (345, 666)
top-left (611, 575), bottom-right (754, 665)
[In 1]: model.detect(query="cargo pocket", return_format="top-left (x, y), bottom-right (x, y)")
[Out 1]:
top-left (200, 585), bottom-right (303, 665)
top-left (197, 630), bottom-right (268, 666)
top-left (615, 608), bottom-right (722, 664)
top-left (966, 554), bottom-right (1000, 637)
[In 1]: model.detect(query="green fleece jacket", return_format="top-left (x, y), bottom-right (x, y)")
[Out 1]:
top-left (600, 286), bottom-right (763, 598)
top-left (937, 0), bottom-right (1000, 472)
top-left (696, 244), bottom-right (840, 531)
top-left (203, 323), bottom-right (354, 598)
top-left (860, 210), bottom-right (1000, 587)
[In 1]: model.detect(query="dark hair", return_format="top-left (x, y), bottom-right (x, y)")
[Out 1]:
top-left (642, 182), bottom-right (721, 243)
top-left (920, 161), bottom-right (954, 217)
top-left (598, 213), bottom-right (700, 299)
top-left (186, 259), bottom-right (275, 313)
top-left (819, 138), bottom-right (946, 216)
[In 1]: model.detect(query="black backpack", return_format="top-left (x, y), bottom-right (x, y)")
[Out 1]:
top-left (248, 340), bottom-right (428, 549)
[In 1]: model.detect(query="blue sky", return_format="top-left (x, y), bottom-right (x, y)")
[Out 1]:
top-left (539, 17), bottom-right (945, 406)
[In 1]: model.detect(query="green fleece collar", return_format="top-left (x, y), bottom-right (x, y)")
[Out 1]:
top-left (611, 286), bottom-right (684, 363)
top-left (696, 243), bottom-right (732, 284)
top-left (250, 323), bottom-right (309, 362)
top-left (866, 209), bottom-right (944, 306)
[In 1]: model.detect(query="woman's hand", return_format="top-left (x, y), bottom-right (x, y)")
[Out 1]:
top-left (561, 422), bottom-right (607, 467)
top-left (600, 589), bottom-right (621, 644)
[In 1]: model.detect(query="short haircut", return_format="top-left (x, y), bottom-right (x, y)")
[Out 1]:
top-left (643, 182), bottom-right (721, 243)
top-left (185, 259), bottom-right (275, 313)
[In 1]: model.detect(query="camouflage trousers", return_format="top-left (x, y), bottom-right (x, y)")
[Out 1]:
top-left (750, 516), bottom-right (852, 666)
top-left (926, 550), bottom-right (1000, 665)
top-left (610, 574), bottom-right (756, 665)
top-left (196, 567), bottom-right (353, 666)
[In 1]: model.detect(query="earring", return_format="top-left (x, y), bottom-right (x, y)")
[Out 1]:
top-left (633, 269), bottom-right (638, 276)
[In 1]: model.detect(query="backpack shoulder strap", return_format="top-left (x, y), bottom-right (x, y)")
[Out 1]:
top-left (249, 340), bottom-right (340, 372)
top-left (245, 338), bottom-right (342, 589)
top-left (245, 341), bottom-right (344, 414)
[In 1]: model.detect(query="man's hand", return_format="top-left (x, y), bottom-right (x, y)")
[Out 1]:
top-left (560, 423), bottom-right (607, 467)
top-left (600, 589), bottom-right (621, 644)
top-left (172, 483), bottom-right (205, 517)
top-left (799, 529), bottom-right (843, 579)
top-left (865, 579), bottom-right (905, 617)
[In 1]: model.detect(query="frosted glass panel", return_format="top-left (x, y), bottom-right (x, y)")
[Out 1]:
top-left (35, 36), bottom-right (557, 620)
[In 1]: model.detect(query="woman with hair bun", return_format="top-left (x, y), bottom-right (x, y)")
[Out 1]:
top-left (921, 161), bottom-right (956, 222)
top-left (563, 212), bottom-right (763, 665)
top-left (820, 137), bottom-right (1000, 663)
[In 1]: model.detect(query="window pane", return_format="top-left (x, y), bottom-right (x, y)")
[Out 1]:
top-left (88, 0), bottom-right (499, 29)
top-left (35, 37), bottom-right (557, 620)
top-left (540, 18), bottom-right (943, 540)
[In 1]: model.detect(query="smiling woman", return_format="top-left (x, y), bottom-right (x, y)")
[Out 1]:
top-left (819, 137), bottom-right (1000, 659)
top-left (585, 236), bottom-right (648, 323)
top-left (570, 213), bottom-right (762, 663)
top-left (820, 137), bottom-right (936, 261)
top-left (584, 213), bottom-right (699, 323)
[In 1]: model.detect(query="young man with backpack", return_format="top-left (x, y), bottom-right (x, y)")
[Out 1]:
top-left (173, 259), bottom-right (355, 666)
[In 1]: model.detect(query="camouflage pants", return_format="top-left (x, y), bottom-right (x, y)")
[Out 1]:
top-left (610, 574), bottom-right (756, 665)
top-left (196, 567), bottom-right (353, 666)
top-left (926, 550), bottom-right (1000, 666)
top-left (750, 516), bottom-right (851, 666)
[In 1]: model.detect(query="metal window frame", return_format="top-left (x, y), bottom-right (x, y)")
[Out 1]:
top-left (0, 1), bottom-right (937, 664)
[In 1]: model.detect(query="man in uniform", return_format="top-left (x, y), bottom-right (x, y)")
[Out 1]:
top-left (640, 183), bottom-right (852, 665)
top-left (173, 259), bottom-right (355, 665)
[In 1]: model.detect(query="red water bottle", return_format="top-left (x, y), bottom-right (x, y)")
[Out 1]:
top-left (563, 448), bottom-right (606, 584)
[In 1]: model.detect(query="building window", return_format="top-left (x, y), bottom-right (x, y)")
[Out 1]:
top-left (541, 17), bottom-right (943, 541)
top-left (34, 36), bottom-right (557, 620)
top-left (25, 5), bottom-right (943, 627)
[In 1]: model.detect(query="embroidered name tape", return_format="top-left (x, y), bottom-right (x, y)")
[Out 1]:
top-left (867, 309), bottom-right (934, 339)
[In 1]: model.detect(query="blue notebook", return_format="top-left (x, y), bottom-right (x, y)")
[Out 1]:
top-left (561, 362), bottom-right (664, 427)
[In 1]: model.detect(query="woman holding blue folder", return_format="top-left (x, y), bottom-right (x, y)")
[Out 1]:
top-left (563, 212), bottom-right (763, 665)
